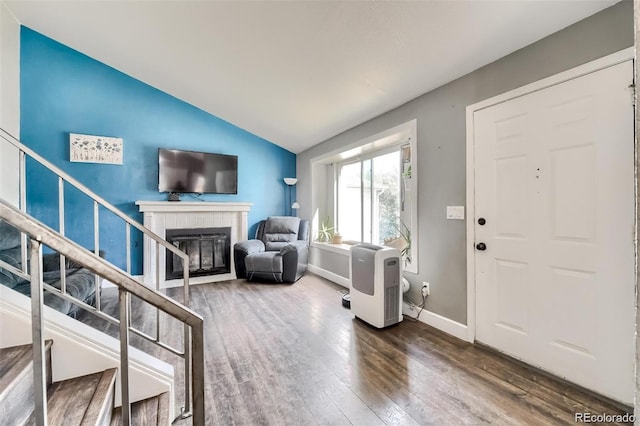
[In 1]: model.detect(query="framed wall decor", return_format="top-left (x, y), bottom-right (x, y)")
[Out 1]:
top-left (70, 133), bottom-right (123, 165)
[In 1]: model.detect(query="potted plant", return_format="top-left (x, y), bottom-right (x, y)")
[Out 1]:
top-left (317, 218), bottom-right (334, 242)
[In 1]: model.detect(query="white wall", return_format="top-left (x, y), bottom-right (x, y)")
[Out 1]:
top-left (0, 1), bottom-right (20, 206)
top-left (0, 287), bottom-right (174, 412)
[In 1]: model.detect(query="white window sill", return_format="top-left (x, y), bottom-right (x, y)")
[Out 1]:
top-left (310, 241), bottom-right (352, 256)
top-left (311, 241), bottom-right (416, 274)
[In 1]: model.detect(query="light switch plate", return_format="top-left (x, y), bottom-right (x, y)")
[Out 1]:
top-left (446, 206), bottom-right (465, 220)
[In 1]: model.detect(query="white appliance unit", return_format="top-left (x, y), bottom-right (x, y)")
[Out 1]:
top-left (350, 244), bottom-right (402, 328)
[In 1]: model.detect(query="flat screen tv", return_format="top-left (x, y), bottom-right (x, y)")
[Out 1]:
top-left (158, 148), bottom-right (238, 194)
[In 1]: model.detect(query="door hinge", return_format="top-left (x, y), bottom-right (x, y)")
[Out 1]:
top-left (629, 83), bottom-right (636, 107)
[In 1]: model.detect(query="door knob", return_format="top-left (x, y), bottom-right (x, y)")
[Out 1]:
top-left (478, 218), bottom-right (486, 225)
top-left (476, 242), bottom-right (487, 251)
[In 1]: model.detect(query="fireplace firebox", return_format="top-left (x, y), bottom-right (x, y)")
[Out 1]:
top-left (165, 227), bottom-right (231, 279)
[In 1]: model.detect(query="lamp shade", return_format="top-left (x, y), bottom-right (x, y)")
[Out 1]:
top-left (283, 178), bottom-right (297, 186)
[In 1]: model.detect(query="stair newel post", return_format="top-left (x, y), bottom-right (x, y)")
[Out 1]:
top-left (182, 324), bottom-right (192, 418)
top-left (181, 254), bottom-right (193, 419)
top-left (191, 320), bottom-right (205, 426)
top-left (118, 289), bottom-right (131, 426)
top-left (29, 238), bottom-right (48, 426)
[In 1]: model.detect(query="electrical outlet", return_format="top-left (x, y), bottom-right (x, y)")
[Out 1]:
top-left (422, 282), bottom-right (430, 297)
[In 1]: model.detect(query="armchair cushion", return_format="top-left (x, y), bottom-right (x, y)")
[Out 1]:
top-left (263, 216), bottom-right (300, 250)
top-left (245, 252), bottom-right (283, 275)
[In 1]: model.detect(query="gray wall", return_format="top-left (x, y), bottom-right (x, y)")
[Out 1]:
top-left (297, 1), bottom-right (633, 324)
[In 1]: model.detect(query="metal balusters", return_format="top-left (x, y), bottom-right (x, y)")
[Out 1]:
top-left (94, 201), bottom-right (101, 311)
top-left (191, 321), bottom-right (205, 426)
top-left (183, 248), bottom-right (190, 307)
top-left (30, 238), bottom-right (48, 426)
top-left (182, 262), bottom-right (192, 417)
top-left (119, 288), bottom-right (131, 426)
top-left (58, 177), bottom-right (66, 294)
top-left (126, 224), bottom-right (132, 326)
top-left (182, 325), bottom-right (193, 418)
top-left (155, 240), bottom-right (161, 342)
top-left (125, 223), bottom-right (131, 275)
top-left (19, 151), bottom-right (27, 274)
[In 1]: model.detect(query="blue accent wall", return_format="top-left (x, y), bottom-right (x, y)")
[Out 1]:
top-left (20, 27), bottom-right (296, 274)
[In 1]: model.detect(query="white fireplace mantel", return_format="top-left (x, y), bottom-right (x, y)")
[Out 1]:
top-left (136, 201), bottom-right (252, 214)
top-left (136, 201), bottom-right (252, 288)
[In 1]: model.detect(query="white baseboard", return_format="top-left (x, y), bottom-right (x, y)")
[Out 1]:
top-left (308, 264), bottom-right (350, 289)
top-left (402, 302), bottom-right (472, 343)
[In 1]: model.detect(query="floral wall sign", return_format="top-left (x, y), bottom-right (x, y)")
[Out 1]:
top-left (70, 133), bottom-right (123, 165)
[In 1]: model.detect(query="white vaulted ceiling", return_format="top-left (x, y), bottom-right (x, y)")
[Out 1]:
top-left (5, 1), bottom-right (618, 153)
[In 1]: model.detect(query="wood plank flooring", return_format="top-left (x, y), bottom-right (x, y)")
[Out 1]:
top-left (78, 273), bottom-right (632, 425)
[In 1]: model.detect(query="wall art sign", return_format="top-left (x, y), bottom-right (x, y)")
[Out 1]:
top-left (70, 133), bottom-right (123, 165)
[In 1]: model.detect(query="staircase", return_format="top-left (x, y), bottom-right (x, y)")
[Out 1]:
top-left (0, 341), bottom-right (170, 425)
top-left (0, 129), bottom-right (205, 425)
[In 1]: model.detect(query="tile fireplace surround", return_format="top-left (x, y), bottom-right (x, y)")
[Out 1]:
top-left (136, 201), bottom-right (252, 288)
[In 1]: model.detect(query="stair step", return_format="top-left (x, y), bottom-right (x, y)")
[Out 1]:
top-left (109, 392), bottom-right (171, 426)
top-left (0, 341), bottom-right (53, 425)
top-left (25, 368), bottom-right (117, 426)
top-left (80, 368), bottom-right (117, 426)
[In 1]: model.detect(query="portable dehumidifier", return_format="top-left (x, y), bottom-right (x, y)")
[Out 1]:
top-left (350, 244), bottom-right (402, 328)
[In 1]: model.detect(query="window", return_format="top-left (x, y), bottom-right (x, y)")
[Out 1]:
top-left (337, 149), bottom-right (401, 245)
top-left (310, 119), bottom-right (417, 273)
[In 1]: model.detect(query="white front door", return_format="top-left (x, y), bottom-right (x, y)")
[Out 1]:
top-left (474, 60), bottom-right (635, 404)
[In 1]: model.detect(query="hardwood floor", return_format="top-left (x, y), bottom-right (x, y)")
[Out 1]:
top-left (79, 274), bottom-right (632, 425)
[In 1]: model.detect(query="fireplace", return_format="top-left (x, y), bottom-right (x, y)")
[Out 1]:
top-left (165, 227), bottom-right (231, 280)
top-left (137, 201), bottom-right (251, 288)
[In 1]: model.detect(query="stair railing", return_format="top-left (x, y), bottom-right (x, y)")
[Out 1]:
top-left (0, 129), bottom-right (200, 422)
top-left (0, 199), bottom-right (205, 426)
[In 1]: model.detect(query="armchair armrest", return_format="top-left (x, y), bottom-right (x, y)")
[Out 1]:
top-left (235, 239), bottom-right (265, 255)
top-left (234, 239), bottom-right (265, 279)
top-left (280, 240), bottom-right (309, 283)
top-left (279, 240), bottom-right (307, 255)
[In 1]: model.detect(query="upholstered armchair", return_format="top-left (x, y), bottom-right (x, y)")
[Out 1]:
top-left (234, 216), bottom-right (309, 283)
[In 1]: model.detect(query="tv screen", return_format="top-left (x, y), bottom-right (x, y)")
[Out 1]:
top-left (158, 148), bottom-right (238, 194)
